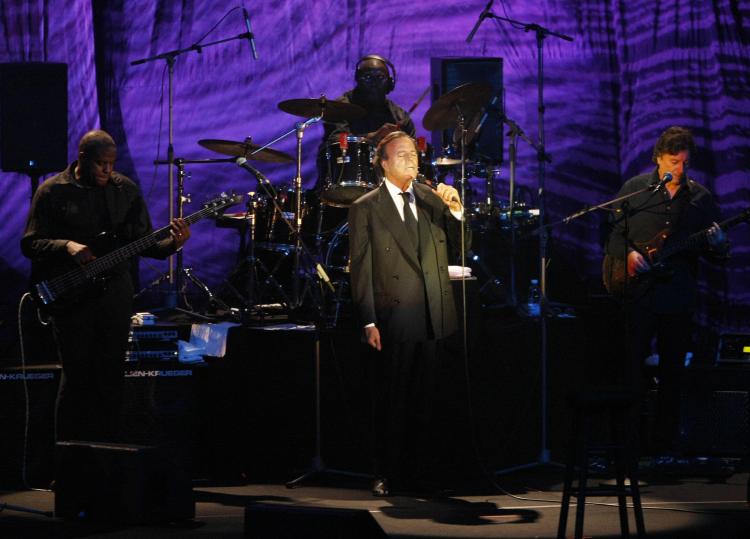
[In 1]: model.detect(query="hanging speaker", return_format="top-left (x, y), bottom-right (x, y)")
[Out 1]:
top-left (0, 62), bottom-right (68, 174)
top-left (430, 57), bottom-right (503, 164)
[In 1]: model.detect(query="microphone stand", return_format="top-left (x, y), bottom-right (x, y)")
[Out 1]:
top-left (130, 31), bottom-right (254, 310)
top-left (234, 134), bottom-right (367, 489)
top-left (470, 11), bottom-right (574, 474)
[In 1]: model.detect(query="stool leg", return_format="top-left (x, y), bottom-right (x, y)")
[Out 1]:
top-left (628, 446), bottom-right (646, 538)
top-left (557, 426), bottom-right (577, 539)
top-left (623, 408), bottom-right (646, 538)
top-left (613, 409), bottom-right (631, 537)
top-left (574, 415), bottom-right (590, 539)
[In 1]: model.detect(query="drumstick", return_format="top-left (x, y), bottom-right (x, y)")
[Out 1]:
top-left (406, 85), bottom-right (431, 116)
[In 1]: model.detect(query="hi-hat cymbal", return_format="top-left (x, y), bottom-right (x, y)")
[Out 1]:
top-left (434, 157), bottom-right (463, 166)
top-left (197, 139), bottom-right (294, 163)
top-left (278, 98), bottom-right (366, 123)
top-left (423, 82), bottom-right (492, 131)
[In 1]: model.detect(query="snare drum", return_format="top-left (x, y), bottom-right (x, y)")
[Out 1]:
top-left (321, 135), bottom-right (377, 207)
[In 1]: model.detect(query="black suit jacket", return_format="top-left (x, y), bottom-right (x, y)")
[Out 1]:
top-left (348, 181), bottom-right (468, 344)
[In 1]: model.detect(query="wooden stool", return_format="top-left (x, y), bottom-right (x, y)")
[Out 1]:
top-left (557, 389), bottom-right (646, 539)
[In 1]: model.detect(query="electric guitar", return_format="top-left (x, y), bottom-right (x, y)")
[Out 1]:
top-left (32, 192), bottom-right (243, 307)
top-left (602, 208), bottom-right (749, 300)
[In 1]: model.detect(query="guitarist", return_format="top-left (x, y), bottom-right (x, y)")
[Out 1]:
top-left (21, 130), bottom-right (190, 443)
top-left (604, 126), bottom-right (729, 457)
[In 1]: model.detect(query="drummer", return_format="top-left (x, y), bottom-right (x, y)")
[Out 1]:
top-left (317, 55), bottom-right (416, 189)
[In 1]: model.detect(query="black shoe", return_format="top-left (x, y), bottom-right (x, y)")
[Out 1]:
top-left (371, 477), bottom-right (390, 497)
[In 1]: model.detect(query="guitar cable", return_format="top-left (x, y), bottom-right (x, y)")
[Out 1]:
top-left (15, 292), bottom-right (34, 490)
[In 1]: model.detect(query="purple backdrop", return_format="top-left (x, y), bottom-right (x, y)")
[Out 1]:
top-left (1, 0), bottom-right (749, 348)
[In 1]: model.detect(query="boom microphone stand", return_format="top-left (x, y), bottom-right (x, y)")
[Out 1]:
top-left (467, 5), bottom-right (573, 472)
top-left (131, 29), bottom-right (255, 309)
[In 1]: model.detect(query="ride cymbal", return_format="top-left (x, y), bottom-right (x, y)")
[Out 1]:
top-left (278, 98), bottom-right (366, 123)
top-left (197, 138), bottom-right (293, 163)
top-left (423, 82), bottom-right (492, 131)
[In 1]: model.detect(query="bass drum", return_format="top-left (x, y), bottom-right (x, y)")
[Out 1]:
top-left (324, 221), bottom-right (351, 274)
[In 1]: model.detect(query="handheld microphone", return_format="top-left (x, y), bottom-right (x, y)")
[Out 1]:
top-left (466, 0), bottom-right (494, 43)
top-left (242, 8), bottom-right (258, 60)
top-left (651, 171), bottom-right (673, 192)
top-left (415, 177), bottom-right (461, 204)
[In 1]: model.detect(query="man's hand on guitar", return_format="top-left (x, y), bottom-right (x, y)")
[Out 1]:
top-left (170, 218), bottom-right (191, 249)
top-left (66, 241), bottom-right (96, 265)
top-left (627, 250), bottom-right (650, 278)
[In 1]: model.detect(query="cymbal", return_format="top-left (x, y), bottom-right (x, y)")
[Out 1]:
top-left (278, 98), bottom-right (366, 122)
top-left (197, 139), bottom-right (293, 163)
top-left (434, 157), bottom-right (463, 166)
top-left (423, 82), bottom-right (492, 131)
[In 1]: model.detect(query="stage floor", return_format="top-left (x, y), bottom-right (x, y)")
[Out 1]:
top-left (1, 467), bottom-right (748, 538)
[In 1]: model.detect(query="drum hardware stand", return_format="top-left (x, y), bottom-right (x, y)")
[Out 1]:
top-left (467, 6), bottom-right (573, 473)
top-left (131, 26), bottom-right (254, 310)
top-left (139, 157), bottom-right (233, 318)
top-left (502, 115), bottom-right (546, 307)
top-left (229, 173), bottom-right (293, 315)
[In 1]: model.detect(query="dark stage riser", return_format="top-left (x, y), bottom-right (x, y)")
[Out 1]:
top-left (2, 309), bottom-right (748, 488)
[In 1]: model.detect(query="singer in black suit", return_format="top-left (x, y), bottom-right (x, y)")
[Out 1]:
top-left (348, 131), bottom-right (468, 496)
top-left (605, 126), bottom-right (728, 456)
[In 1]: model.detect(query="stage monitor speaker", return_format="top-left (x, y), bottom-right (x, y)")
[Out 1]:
top-left (430, 57), bottom-right (503, 164)
top-left (244, 503), bottom-right (387, 538)
top-left (0, 62), bottom-right (68, 174)
top-left (54, 441), bottom-right (195, 523)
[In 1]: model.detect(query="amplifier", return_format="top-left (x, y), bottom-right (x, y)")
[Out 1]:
top-left (716, 333), bottom-right (750, 365)
top-left (127, 324), bottom-right (180, 362)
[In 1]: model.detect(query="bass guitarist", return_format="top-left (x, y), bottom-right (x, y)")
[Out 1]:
top-left (604, 126), bottom-right (729, 457)
top-left (21, 130), bottom-right (190, 443)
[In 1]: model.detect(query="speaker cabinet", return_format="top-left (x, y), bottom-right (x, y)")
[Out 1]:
top-left (430, 57), bottom-right (503, 164)
top-left (0, 365), bottom-right (59, 488)
top-left (679, 366), bottom-right (750, 456)
top-left (0, 62), bottom-right (68, 174)
top-left (54, 441), bottom-right (194, 523)
top-left (244, 503), bottom-right (387, 538)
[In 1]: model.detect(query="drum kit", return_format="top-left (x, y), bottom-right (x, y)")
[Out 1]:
top-left (173, 83), bottom-right (538, 321)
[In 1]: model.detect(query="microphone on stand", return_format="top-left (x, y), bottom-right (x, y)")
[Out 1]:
top-left (651, 171), bottom-right (673, 192)
top-left (473, 95), bottom-right (500, 136)
top-left (236, 157), bottom-right (269, 183)
top-left (466, 0), bottom-right (494, 43)
top-left (242, 8), bottom-right (258, 60)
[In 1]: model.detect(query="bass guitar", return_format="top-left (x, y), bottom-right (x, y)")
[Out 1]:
top-left (33, 192), bottom-right (242, 307)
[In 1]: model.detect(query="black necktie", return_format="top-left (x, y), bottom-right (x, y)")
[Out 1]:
top-left (400, 191), bottom-right (419, 250)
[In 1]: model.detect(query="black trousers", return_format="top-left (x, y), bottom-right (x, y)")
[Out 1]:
top-left (52, 277), bottom-right (133, 443)
top-left (369, 339), bottom-right (446, 487)
top-left (627, 304), bottom-right (693, 454)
